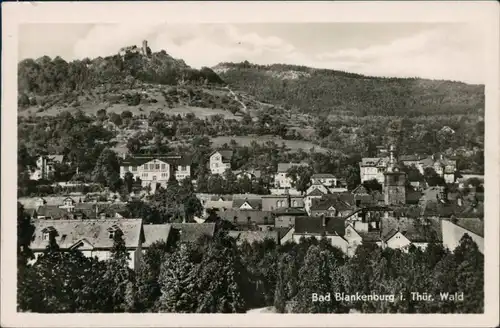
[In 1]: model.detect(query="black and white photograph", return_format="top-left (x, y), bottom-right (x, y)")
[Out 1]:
top-left (2, 1), bottom-right (499, 327)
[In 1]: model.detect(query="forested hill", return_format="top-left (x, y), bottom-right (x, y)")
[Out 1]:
top-left (17, 48), bottom-right (225, 107)
top-left (213, 61), bottom-right (485, 117)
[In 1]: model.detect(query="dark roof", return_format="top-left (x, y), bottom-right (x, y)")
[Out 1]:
top-left (311, 197), bottom-right (352, 212)
top-left (357, 231), bottom-right (382, 242)
top-left (143, 224), bottom-right (172, 248)
top-left (294, 216), bottom-right (346, 236)
top-left (450, 218), bottom-right (484, 237)
top-left (35, 205), bottom-right (70, 219)
top-left (307, 188), bottom-right (326, 197)
top-left (272, 207), bottom-right (307, 216)
top-left (170, 223), bottom-right (216, 243)
top-left (219, 209), bottom-right (274, 225)
top-left (31, 219), bottom-right (143, 250)
top-left (381, 217), bottom-right (441, 243)
top-left (400, 154), bottom-right (423, 162)
top-left (406, 191), bottom-right (423, 204)
top-left (233, 198), bottom-right (262, 210)
top-left (352, 185), bottom-right (369, 195)
top-left (121, 154), bottom-right (191, 167)
top-left (275, 227), bottom-right (293, 240)
top-left (211, 150), bottom-right (233, 162)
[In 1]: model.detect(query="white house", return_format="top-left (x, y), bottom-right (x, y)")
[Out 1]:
top-left (359, 157), bottom-right (387, 184)
top-left (119, 155), bottom-right (191, 188)
top-left (30, 155), bottom-right (64, 181)
top-left (29, 218), bottom-right (145, 270)
top-left (310, 173), bottom-right (338, 187)
top-left (209, 150), bottom-right (233, 175)
top-left (274, 162), bottom-right (309, 189)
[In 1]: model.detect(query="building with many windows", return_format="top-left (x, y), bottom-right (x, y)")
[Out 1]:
top-left (119, 155), bottom-right (191, 188)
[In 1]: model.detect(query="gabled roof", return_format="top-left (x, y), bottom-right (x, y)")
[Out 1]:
top-left (211, 150), bottom-right (233, 162)
top-left (228, 230), bottom-right (279, 244)
top-left (143, 224), bottom-right (172, 248)
top-left (277, 162), bottom-right (309, 173)
top-left (449, 218), bottom-right (484, 237)
top-left (170, 223), bottom-right (216, 243)
top-left (307, 188), bottom-right (326, 197)
top-left (352, 185), bottom-right (369, 195)
top-left (400, 154), bottom-right (423, 162)
top-left (294, 216), bottom-right (346, 236)
top-left (233, 198), bottom-right (262, 210)
top-left (311, 197), bottom-right (352, 212)
top-left (357, 231), bottom-right (382, 243)
top-left (31, 218), bottom-right (143, 250)
top-left (381, 217), bottom-right (441, 243)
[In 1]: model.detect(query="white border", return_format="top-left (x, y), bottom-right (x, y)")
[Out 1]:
top-left (2, 1), bottom-right (499, 327)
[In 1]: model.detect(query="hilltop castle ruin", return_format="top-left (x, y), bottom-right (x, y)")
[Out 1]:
top-left (119, 40), bottom-right (151, 58)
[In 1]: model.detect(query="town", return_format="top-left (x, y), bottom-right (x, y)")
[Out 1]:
top-left (16, 38), bottom-right (485, 314)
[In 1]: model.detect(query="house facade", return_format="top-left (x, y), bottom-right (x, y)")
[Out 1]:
top-left (209, 150), bottom-right (233, 175)
top-left (359, 157), bottom-right (388, 184)
top-left (273, 162), bottom-right (309, 189)
top-left (29, 218), bottom-right (145, 270)
top-left (30, 155), bottom-right (64, 181)
top-left (119, 155), bottom-right (191, 188)
top-left (261, 194), bottom-right (305, 212)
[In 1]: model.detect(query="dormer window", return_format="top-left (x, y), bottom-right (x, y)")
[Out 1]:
top-left (107, 224), bottom-right (121, 239)
top-left (42, 226), bottom-right (57, 241)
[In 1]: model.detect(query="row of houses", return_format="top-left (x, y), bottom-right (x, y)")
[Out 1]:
top-left (359, 149), bottom-right (458, 185)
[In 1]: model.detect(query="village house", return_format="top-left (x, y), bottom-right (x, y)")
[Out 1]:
top-left (310, 173), bottom-right (338, 187)
top-left (273, 162), bottom-right (309, 189)
top-left (309, 196), bottom-right (353, 218)
top-left (380, 216), bottom-right (442, 252)
top-left (142, 223), bottom-right (216, 249)
top-left (232, 198), bottom-right (262, 211)
top-left (30, 155), bottom-right (65, 181)
top-left (273, 207), bottom-right (308, 228)
top-left (218, 209), bottom-right (274, 230)
top-left (359, 157), bottom-right (388, 184)
top-left (29, 218), bottom-right (145, 269)
top-left (292, 216), bottom-right (362, 257)
top-left (209, 150), bottom-right (233, 175)
top-left (261, 194), bottom-right (305, 211)
top-left (441, 218), bottom-right (484, 254)
top-left (119, 155), bottom-right (191, 189)
top-left (202, 199), bottom-right (234, 217)
top-left (304, 188), bottom-right (326, 215)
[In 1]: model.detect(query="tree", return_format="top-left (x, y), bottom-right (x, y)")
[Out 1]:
top-left (345, 165), bottom-right (361, 191)
top-left (292, 246), bottom-right (339, 313)
top-left (126, 137), bottom-right (143, 155)
top-left (103, 229), bottom-right (135, 312)
top-left (362, 179), bottom-right (383, 192)
top-left (223, 169), bottom-right (237, 194)
top-left (423, 167), bottom-right (445, 187)
top-left (274, 254), bottom-right (288, 313)
top-left (124, 172), bottom-right (134, 193)
top-left (157, 245), bottom-right (200, 312)
top-left (17, 203), bottom-right (35, 268)
top-left (91, 148), bottom-right (121, 191)
top-left (196, 235), bottom-right (246, 313)
top-left (286, 166), bottom-right (313, 195)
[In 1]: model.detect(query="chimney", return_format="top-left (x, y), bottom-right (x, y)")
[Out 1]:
top-left (440, 154), bottom-right (444, 160)
top-left (322, 215), bottom-right (326, 227)
top-left (457, 197), bottom-right (463, 207)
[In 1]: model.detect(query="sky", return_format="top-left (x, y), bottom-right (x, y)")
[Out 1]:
top-left (18, 23), bottom-right (487, 84)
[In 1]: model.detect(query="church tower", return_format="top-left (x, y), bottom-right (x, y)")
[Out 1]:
top-left (384, 145), bottom-right (406, 206)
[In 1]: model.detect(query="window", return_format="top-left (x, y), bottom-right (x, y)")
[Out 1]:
top-left (131, 166), bottom-right (137, 172)
top-left (161, 164), bottom-right (166, 170)
top-left (152, 175), bottom-right (157, 181)
top-left (123, 166), bottom-right (129, 172)
top-left (155, 164), bottom-right (160, 170)
top-left (264, 217), bottom-right (269, 225)
top-left (108, 231), bottom-right (115, 239)
top-left (276, 200), bottom-right (280, 208)
top-left (247, 217), bottom-right (251, 224)
top-left (292, 200), bottom-right (297, 207)
top-left (233, 216), bottom-right (237, 223)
